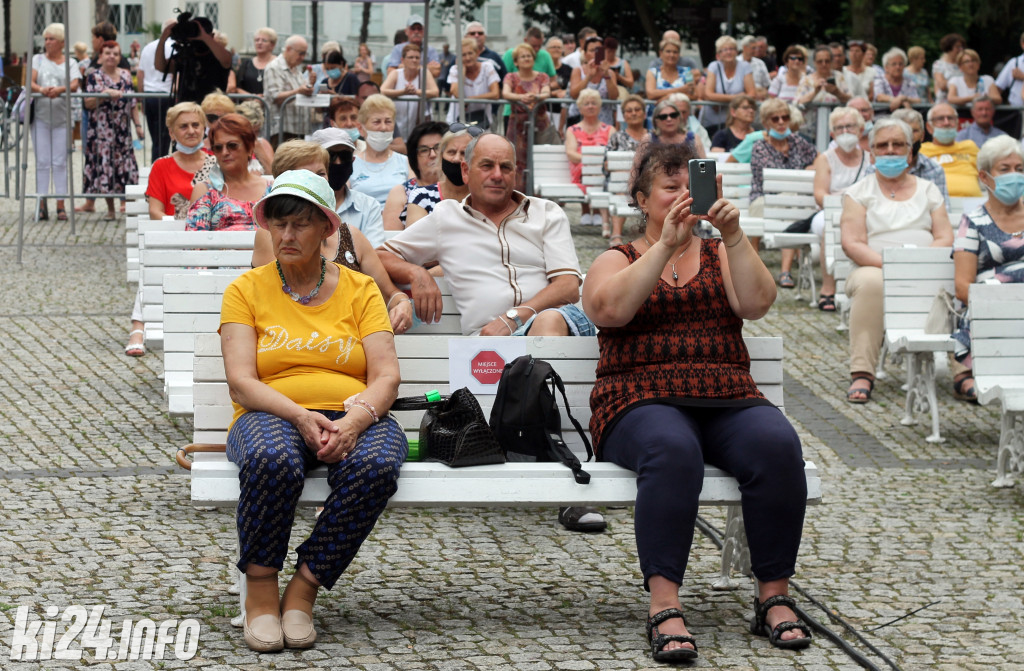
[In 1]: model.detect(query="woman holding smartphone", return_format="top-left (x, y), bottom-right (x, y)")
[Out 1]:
top-left (582, 141), bottom-right (811, 663)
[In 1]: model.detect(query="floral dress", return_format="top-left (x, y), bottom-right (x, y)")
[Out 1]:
top-left (83, 68), bottom-right (138, 195)
top-left (504, 71), bottom-right (552, 192)
top-left (951, 205), bottom-right (1024, 362)
top-left (185, 183), bottom-right (270, 231)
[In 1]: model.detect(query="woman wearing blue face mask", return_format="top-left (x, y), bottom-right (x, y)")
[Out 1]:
top-left (749, 98), bottom-right (818, 259)
top-left (950, 136), bottom-right (1024, 401)
top-left (313, 50), bottom-right (359, 98)
top-left (839, 118), bottom-right (954, 403)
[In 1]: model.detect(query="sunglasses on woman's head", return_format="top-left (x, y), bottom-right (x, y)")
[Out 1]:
top-left (449, 122), bottom-right (485, 137)
top-left (788, 55), bottom-right (805, 61)
top-left (655, 112), bottom-right (681, 121)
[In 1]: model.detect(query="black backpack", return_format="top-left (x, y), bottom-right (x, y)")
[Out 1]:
top-left (488, 355), bottom-right (593, 484)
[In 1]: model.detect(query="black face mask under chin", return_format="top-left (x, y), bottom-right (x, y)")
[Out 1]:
top-left (441, 158), bottom-right (465, 186)
top-left (329, 162), bottom-right (353, 191)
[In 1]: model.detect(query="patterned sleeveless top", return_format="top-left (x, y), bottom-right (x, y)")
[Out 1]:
top-left (589, 238), bottom-right (770, 453)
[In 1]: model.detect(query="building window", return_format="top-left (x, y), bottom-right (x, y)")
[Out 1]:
top-left (485, 2), bottom-right (502, 38)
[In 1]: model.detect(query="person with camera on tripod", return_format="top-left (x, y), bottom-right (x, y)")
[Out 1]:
top-left (154, 12), bottom-right (232, 105)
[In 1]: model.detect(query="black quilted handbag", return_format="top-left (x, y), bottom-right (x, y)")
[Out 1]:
top-left (392, 388), bottom-right (505, 467)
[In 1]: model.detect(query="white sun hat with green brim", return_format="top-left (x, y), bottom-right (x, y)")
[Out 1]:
top-left (253, 169), bottom-right (342, 238)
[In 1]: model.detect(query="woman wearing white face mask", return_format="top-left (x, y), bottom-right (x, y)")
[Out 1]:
top-left (350, 94), bottom-right (413, 208)
top-left (780, 107), bottom-right (870, 311)
top-left (950, 136), bottom-right (1024, 402)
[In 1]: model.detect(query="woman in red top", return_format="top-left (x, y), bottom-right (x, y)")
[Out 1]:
top-left (565, 88), bottom-right (613, 234)
top-left (582, 143), bottom-right (811, 663)
top-left (145, 102), bottom-right (209, 219)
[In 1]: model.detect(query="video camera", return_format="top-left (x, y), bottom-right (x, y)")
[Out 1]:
top-left (169, 10), bottom-right (214, 44)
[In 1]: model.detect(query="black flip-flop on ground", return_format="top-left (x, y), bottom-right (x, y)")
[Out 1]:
top-left (817, 294), bottom-right (836, 312)
top-left (847, 376), bottom-right (874, 403)
top-left (953, 375), bottom-right (979, 403)
top-left (646, 608), bottom-right (698, 663)
top-left (750, 595), bottom-right (813, 650)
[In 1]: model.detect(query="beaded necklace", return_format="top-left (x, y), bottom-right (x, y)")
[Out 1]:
top-left (277, 256), bottom-right (326, 304)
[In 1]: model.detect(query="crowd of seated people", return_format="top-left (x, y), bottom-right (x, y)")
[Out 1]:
top-left (97, 13), bottom-right (1024, 661)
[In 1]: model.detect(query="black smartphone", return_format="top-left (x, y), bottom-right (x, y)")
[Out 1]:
top-left (594, 47), bottom-right (605, 65)
top-left (826, 77), bottom-right (836, 86)
top-left (688, 158), bottom-right (716, 216)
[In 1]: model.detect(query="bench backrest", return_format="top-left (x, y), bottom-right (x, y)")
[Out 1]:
top-left (882, 247), bottom-right (955, 331)
top-left (191, 333), bottom-right (785, 453)
top-left (761, 168), bottom-right (816, 233)
top-left (532, 145), bottom-right (585, 202)
top-left (968, 283), bottom-right (1024, 389)
top-left (140, 230), bottom-right (256, 325)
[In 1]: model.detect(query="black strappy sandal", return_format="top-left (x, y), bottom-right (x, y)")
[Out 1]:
top-left (750, 595), bottom-right (813, 650)
top-left (646, 608), bottom-right (698, 663)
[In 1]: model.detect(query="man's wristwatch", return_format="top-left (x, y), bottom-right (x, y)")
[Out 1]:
top-left (505, 308), bottom-right (523, 329)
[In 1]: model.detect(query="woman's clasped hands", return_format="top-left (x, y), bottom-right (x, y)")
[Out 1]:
top-left (295, 409), bottom-right (360, 463)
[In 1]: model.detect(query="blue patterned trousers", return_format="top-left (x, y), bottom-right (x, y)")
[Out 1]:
top-left (226, 410), bottom-right (408, 589)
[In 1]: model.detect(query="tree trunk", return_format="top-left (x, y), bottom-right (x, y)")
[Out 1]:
top-left (3, 0), bottom-right (11, 61)
top-left (631, 0), bottom-right (660, 48)
top-left (311, 1), bottom-right (319, 58)
top-left (360, 3), bottom-right (370, 45)
top-left (850, 0), bottom-right (874, 42)
top-left (95, 0), bottom-right (110, 25)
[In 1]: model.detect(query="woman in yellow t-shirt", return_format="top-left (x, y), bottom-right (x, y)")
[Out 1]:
top-left (220, 170), bottom-right (406, 653)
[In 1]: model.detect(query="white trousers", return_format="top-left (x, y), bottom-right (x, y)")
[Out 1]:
top-left (32, 121), bottom-right (69, 197)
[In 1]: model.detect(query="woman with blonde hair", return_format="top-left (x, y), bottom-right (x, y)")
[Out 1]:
top-left (701, 35), bottom-right (756, 134)
top-left (504, 42), bottom-right (552, 192)
top-left (230, 27), bottom-right (277, 96)
top-left (947, 49), bottom-right (1002, 105)
top-left (566, 88), bottom-right (613, 232)
top-left (904, 46), bottom-right (931, 103)
top-left (350, 94), bottom-right (412, 207)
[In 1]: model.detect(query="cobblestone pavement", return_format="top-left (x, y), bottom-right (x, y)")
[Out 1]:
top-left (1, 158), bottom-right (1023, 670)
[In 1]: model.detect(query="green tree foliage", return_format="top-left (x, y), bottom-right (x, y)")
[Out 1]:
top-left (506, 0), bottom-right (1022, 78)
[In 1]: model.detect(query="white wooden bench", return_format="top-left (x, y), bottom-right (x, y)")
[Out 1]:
top-left (139, 230), bottom-right (255, 349)
top-left (178, 330), bottom-right (821, 625)
top-left (581, 145), bottom-right (609, 211)
top-left (606, 150), bottom-right (639, 222)
top-left (533, 144), bottom-right (586, 203)
top-left (162, 271), bottom-right (247, 415)
top-left (719, 163), bottom-right (763, 239)
top-left (968, 283), bottom-right (1024, 488)
top-left (761, 169), bottom-right (819, 304)
top-left (882, 246), bottom-right (955, 442)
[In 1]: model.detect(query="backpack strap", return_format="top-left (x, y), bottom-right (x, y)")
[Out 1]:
top-left (546, 370), bottom-right (593, 485)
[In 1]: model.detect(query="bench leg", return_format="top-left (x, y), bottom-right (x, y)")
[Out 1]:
top-left (794, 247), bottom-right (817, 307)
top-left (712, 505), bottom-right (752, 591)
top-left (992, 410), bottom-right (1024, 488)
top-left (876, 338), bottom-right (890, 381)
top-left (901, 352), bottom-right (944, 442)
top-left (836, 296), bottom-right (850, 332)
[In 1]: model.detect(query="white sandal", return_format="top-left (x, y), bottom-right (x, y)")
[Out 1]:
top-left (125, 329), bottom-right (146, 357)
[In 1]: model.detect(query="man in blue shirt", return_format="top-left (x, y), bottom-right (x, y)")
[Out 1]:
top-left (956, 96), bottom-right (1006, 147)
top-left (385, 15), bottom-right (440, 79)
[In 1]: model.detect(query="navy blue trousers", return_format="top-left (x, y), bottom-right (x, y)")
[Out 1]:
top-left (226, 410), bottom-right (408, 589)
top-left (601, 403), bottom-right (806, 590)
